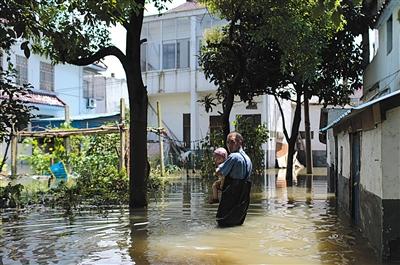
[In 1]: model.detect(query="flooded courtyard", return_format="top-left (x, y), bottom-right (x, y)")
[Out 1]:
top-left (0, 170), bottom-right (385, 264)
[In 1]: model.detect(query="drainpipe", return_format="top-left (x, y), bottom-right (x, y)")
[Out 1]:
top-left (189, 15), bottom-right (198, 150)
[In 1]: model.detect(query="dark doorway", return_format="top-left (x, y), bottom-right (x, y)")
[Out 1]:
top-left (351, 132), bottom-right (361, 225)
top-left (183, 113), bottom-right (191, 149)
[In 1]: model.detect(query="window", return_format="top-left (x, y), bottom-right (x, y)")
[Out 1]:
top-left (140, 42), bottom-right (160, 72)
top-left (140, 19), bottom-right (192, 72)
top-left (177, 39), bottom-right (190, 68)
top-left (209, 115), bottom-right (223, 135)
top-left (162, 39), bottom-right (190, 70)
top-left (387, 15), bottom-right (393, 54)
top-left (183, 113), bottom-right (191, 148)
top-left (209, 115), bottom-right (223, 145)
top-left (83, 71), bottom-right (105, 99)
top-left (299, 131), bottom-right (314, 139)
top-left (83, 70), bottom-right (95, 98)
top-left (235, 114), bottom-right (261, 130)
top-left (147, 43), bottom-right (160, 71)
top-left (16, 55), bottom-right (28, 85)
top-left (163, 42), bottom-right (176, 69)
top-left (40, 62), bottom-right (54, 92)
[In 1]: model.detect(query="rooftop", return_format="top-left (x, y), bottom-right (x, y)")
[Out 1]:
top-left (0, 89), bottom-right (65, 107)
top-left (166, 0), bottom-right (204, 13)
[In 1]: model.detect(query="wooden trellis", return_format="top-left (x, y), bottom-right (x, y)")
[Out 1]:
top-left (10, 99), bottom-right (165, 176)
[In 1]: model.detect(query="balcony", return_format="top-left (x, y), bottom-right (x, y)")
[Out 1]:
top-left (143, 68), bottom-right (216, 95)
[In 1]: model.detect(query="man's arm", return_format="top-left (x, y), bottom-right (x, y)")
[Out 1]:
top-left (216, 155), bottom-right (236, 177)
top-left (215, 166), bottom-right (223, 177)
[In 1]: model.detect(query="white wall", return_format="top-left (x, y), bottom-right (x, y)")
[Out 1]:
top-left (360, 125), bottom-right (383, 198)
top-left (381, 106), bottom-right (400, 200)
top-left (337, 131), bottom-right (351, 179)
top-left (55, 64), bottom-right (84, 116)
top-left (104, 77), bottom-right (128, 113)
top-left (297, 104), bottom-right (326, 151)
top-left (148, 93), bottom-right (270, 142)
top-left (148, 94), bottom-right (191, 142)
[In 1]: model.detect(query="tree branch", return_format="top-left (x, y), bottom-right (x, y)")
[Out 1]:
top-left (274, 94), bottom-right (290, 142)
top-left (68, 46), bottom-right (127, 67)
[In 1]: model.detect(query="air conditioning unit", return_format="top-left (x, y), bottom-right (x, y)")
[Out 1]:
top-left (86, 98), bottom-right (96, 109)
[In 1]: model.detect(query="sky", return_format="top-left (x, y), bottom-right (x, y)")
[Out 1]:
top-left (103, 0), bottom-right (186, 79)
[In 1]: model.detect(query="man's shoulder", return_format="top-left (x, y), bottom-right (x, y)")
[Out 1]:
top-left (228, 152), bottom-right (242, 159)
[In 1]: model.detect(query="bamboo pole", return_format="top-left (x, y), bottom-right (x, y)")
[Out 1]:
top-left (119, 98), bottom-right (126, 171)
top-left (64, 105), bottom-right (71, 172)
top-left (17, 126), bottom-right (161, 138)
top-left (157, 101), bottom-right (165, 177)
top-left (10, 133), bottom-right (17, 176)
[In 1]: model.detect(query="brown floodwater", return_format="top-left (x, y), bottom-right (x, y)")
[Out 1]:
top-left (0, 170), bottom-right (388, 264)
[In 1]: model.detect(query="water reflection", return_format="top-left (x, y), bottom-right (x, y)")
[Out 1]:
top-left (0, 171), bottom-right (385, 265)
top-left (128, 208), bottom-right (149, 265)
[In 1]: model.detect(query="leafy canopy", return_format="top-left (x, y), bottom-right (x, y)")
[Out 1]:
top-left (199, 0), bottom-right (364, 105)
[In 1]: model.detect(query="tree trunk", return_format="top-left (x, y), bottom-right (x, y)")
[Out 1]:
top-left (304, 90), bottom-right (313, 174)
top-left (0, 137), bottom-right (11, 173)
top-left (222, 91), bottom-right (234, 146)
top-left (285, 94), bottom-right (302, 186)
top-left (127, 4), bottom-right (148, 208)
top-left (286, 140), bottom-right (296, 186)
top-left (128, 88), bottom-right (148, 208)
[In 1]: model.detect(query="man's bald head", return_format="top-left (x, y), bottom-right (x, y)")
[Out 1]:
top-left (226, 131), bottom-right (243, 152)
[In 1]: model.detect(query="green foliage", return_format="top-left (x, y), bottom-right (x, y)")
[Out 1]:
top-left (197, 130), bottom-right (225, 177)
top-left (20, 124), bottom-right (84, 175)
top-left (0, 67), bottom-right (38, 171)
top-left (17, 124), bottom-right (176, 211)
top-left (46, 181), bottom-right (80, 215)
top-left (2, 0), bottom-right (173, 207)
top-left (20, 127), bottom-right (129, 208)
top-left (197, 118), bottom-right (268, 177)
top-left (199, 0), bottom-right (364, 103)
top-left (0, 0), bottom-right (40, 173)
top-left (235, 116), bottom-right (269, 176)
top-left (0, 183), bottom-right (24, 208)
top-left (199, 0), bottom-right (365, 182)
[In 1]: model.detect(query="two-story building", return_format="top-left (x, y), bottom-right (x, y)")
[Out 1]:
top-left (321, 0), bottom-right (400, 261)
top-left (140, 0), bottom-right (328, 168)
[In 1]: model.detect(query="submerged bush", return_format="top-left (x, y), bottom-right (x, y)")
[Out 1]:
top-left (14, 125), bottom-right (178, 213)
top-left (0, 183), bottom-right (24, 208)
top-left (197, 117), bottom-right (269, 177)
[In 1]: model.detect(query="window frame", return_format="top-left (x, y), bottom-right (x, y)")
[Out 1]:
top-left (387, 15), bottom-right (393, 55)
top-left (40, 61), bottom-right (55, 92)
top-left (15, 55), bottom-right (28, 85)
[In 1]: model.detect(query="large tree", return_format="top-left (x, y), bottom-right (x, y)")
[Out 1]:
top-left (200, 0), bottom-right (365, 184)
top-left (199, 19), bottom-right (290, 144)
top-left (0, 0), bottom-right (40, 173)
top-left (3, 0), bottom-right (171, 207)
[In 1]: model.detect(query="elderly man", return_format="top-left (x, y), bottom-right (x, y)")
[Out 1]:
top-left (215, 131), bottom-right (252, 227)
top-left (216, 132), bottom-right (252, 181)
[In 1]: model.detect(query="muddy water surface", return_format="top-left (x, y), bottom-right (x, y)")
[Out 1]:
top-left (0, 171), bottom-right (384, 264)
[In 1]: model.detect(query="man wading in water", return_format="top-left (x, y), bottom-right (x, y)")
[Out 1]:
top-left (215, 131), bottom-right (252, 227)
